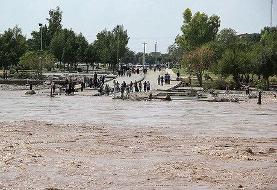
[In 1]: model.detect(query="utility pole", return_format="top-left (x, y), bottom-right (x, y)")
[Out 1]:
top-left (39, 23), bottom-right (43, 51)
top-left (155, 42), bottom-right (158, 65)
top-left (38, 23), bottom-right (43, 77)
top-left (271, 0), bottom-right (273, 27)
top-left (116, 26), bottom-right (120, 72)
top-left (142, 42), bottom-right (147, 67)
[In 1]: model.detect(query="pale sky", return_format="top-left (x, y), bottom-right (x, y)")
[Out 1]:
top-left (0, 0), bottom-right (276, 53)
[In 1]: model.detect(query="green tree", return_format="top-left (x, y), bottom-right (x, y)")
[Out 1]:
top-left (84, 43), bottom-right (98, 72)
top-left (121, 49), bottom-right (136, 64)
top-left (27, 25), bottom-right (51, 51)
top-left (177, 8), bottom-right (220, 86)
top-left (177, 8), bottom-right (220, 51)
top-left (50, 29), bottom-right (79, 70)
top-left (0, 26), bottom-right (27, 69)
top-left (168, 43), bottom-right (183, 67)
top-left (76, 33), bottom-right (89, 64)
top-left (28, 7), bottom-right (62, 51)
top-left (50, 30), bottom-right (66, 66)
top-left (19, 51), bottom-right (56, 75)
top-left (217, 41), bottom-right (250, 89)
top-left (94, 30), bottom-right (113, 65)
top-left (47, 7), bottom-right (63, 39)
top-left (94, 25), bottom-right (129, 71)
top-left (183, 46), bottom-right (214, 86)
top-left (255, 27), bottom-right (277, 89)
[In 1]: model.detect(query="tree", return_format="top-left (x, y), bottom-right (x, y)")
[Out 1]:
top-left (50, 29), bottom-right (79, 70)
top-left (19, 51), bottom-right (56, 75)
top-left (0, 26), bottom-right (27, 69)
top-left (217, 41), bottom-right (250, 88)
top-left (112, 25), bottom-right (129, 66)
top-left (84, 43), bottom-right (98, 72)
top-left (50, 30), bottom-right (66, 66)
top-left (28, 7), bottom-right (62, 51)
top-left (27, 25), bottom-right (51, 51)
top-left (183, 46), bottom-right (214, 86)
top-left (94, 30), bottom-right (113, 65)
top-left (76, 33), bottom-right (89, 64)
top-left (177, 9), bottom-right (220, 85)
top-left (121, 49), bottom-right (136, 64)
top-left (94, 25), bottom-right (129, 71)
top-left (47, 7), bottom-right (63, 39)
top-left (177, 8), bottom-right (220, 51)
top-left (255, 27), bottom-right (277, 89)
top-left (168, 43), bottom-right (183, 67)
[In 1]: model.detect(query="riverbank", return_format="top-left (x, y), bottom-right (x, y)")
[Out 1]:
top-left (0, 121), bottom-right (276, 190)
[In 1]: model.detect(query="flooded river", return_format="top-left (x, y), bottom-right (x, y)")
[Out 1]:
top-left (0, 90), bottom-right (276, 138)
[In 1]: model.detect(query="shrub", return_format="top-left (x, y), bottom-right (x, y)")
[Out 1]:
top-left (255, 80), bottom-right (267, 90)
top-left (203, 78), bottom-right (236, 90)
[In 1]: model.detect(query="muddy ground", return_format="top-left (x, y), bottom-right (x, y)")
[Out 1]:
top-left (0, 121), bottom-right (276, 190)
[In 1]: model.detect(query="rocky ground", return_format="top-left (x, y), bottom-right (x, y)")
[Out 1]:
top-left (0, 121), bottom-right (276, 190)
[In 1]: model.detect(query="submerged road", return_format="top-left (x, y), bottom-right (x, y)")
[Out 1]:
top-left (105, 68), bottom-right (180, 91)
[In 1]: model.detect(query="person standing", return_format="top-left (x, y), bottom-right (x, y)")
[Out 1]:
top-left (130, 81), bottom-right (133, 92)
top-left (161, 76), bottom-right (164, 86)
top-left (177, 71), bottom-right (180, 80)
top-left (134, 81), bottom-right (139, 92)
top-left (53, 82), bottom-right (56, 93)
top-left (102, 75), bottom-right (105, 84)
top-left (120, 82), bottom-right (125, 99)
top-left (158, 75), bottom-right (161, 85)
top-left (143, 81), bottom-right (147, 92)
top-left (147, 81), bottom-right (151, 92)
top-left (126, 85), bottom-right (130, 98)
top-left (139, 81), bottom-right (142, 92)
top-left (113, 80), bottom-right (117, 93)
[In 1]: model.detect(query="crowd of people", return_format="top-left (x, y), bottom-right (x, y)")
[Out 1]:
top-left (117, 66), bottom-right (149, 77)
top-left (57, 65), bottom-right (170, 97)
top-left (157, 73), bottom-right (171, 86)
top-left (111, 80), bottom-right (151, 98)
top-left (118, 66), bottom-right (140, 77)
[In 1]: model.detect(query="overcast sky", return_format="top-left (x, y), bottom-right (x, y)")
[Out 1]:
top-left (0, 0), bottom-right (276, 53)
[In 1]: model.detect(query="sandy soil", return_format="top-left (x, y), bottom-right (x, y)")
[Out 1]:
top-left (0, 121), bottom-right (276, 190)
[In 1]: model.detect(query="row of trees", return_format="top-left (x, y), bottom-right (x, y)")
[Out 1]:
top-left (0, 7), bottom-right (131, 74)
top-left (174, 8), bottom-right (277, 89)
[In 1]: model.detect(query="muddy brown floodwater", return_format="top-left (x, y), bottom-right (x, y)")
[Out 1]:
top-left (0, 90), bottom-right (276, 190)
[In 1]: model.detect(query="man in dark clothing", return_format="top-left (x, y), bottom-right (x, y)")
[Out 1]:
top-left (139, 81), bottom-right (142, 92)
top-left (143, 81), bottom-right (147, 92)
top-left (158, 75), bottom-right (161, 85)
top-left (134, 81), bottom-right (139, 92)
top-left (161, 76), bottom-right (164, 86)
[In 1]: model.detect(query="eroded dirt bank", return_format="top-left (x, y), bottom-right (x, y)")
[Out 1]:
top-left (0, 121), bottom-right (276, 190)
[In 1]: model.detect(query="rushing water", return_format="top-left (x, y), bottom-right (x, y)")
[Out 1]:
top-left (0, 90), bottom-right (276, 138)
